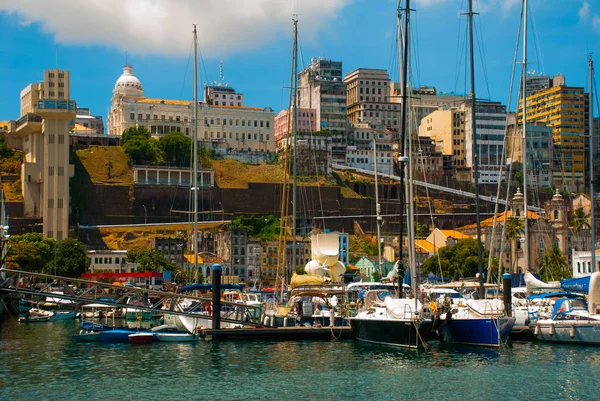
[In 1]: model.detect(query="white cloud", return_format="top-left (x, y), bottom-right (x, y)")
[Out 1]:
top-left (0, 0), bottom-right (350, 57)
top-left (593, 16), bottom-right (600, 34)
top-left (579, 1), bottom-right (591, 21)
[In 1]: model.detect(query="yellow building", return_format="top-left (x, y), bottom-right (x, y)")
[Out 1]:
top-left (518, 84), bottom-right (586, 192)
top-left (6, 69), bottom-right (75, 240)
top-left (418, 108), bottom-right (470, 181)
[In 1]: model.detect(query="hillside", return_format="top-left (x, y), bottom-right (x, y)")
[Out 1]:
top-left (212, 159), bottom-right (286, 188)
top-left (75, 146), bottom-right (133, 186)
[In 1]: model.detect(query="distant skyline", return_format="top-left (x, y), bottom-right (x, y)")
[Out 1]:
top-left (1, 0), bottom-right (599, 127)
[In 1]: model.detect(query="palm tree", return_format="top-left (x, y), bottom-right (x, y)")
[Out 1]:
top-left (539, 244), bottom-right (569, 282)
top-left (505, 216), bottom-right (525, 273)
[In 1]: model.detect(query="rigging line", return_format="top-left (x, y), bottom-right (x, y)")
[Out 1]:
top-left (529, 3), bottom-right (545, 75)
top-left (473, 5), bottom-right (492, 100)
top-left (487, 1), bottom-right (523, 284)
top-left (453, 0), bottom-right (466, 95)
top-left (179, 40), bottom-right (194, 100)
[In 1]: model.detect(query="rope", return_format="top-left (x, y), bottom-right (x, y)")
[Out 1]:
top-left (412, 317), bottom-right (428, 351)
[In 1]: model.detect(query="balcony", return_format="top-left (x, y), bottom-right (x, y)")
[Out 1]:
top-left (36, 99), bottom-right (77, 119)
top-left (12, 113), bottom-right (42, 137)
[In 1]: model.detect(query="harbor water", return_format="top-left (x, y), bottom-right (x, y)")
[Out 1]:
top-left (1, 317), bottom-right (599, 400)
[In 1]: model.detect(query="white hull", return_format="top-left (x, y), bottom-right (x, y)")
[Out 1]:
top-left (534, 320), bottom-right (600, 344)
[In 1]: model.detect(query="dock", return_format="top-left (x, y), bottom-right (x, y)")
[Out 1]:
top-left (201, 325), bottom-right (355, 340)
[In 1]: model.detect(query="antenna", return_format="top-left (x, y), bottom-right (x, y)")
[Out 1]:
top-left (219, 61), bottom-right (224, 85)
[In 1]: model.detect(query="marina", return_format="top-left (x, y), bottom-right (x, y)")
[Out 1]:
top-left (1, 317), bottom-right (599, 400)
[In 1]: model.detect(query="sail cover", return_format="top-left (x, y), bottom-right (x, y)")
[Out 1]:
top-left (560, 276), bottom-right (590, 293)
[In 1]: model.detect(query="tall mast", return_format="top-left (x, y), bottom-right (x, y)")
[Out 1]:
top-left (467, 0), bottom-right (484, 298)
top-left (291, 17), bottom-right (298, 283)
top-left (521, 0), bottom-right (530, 273)
top-left (373, 137), bottom-right (382, 275)
top-left (193, 25), bottom-right (199, 283)
top-left (397, 0), bottom-right (410, 295)
top-left (589, 54), bottom-right (596, 272)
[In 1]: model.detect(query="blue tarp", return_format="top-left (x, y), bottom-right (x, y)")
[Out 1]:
top-left (403, 268), bottom-right (411, 287)
top-left (560, 276), bottom-right (590, 293)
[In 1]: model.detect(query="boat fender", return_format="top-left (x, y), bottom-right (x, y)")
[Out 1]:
top-left (204, 302), bottom-right (212, 316)
top-left (570, 325), bottom-right (575, 339)
top-left (549, 324), bottom-right (555, 336)
top-left (533, 324), bottom-right (540, 336)
top-left (445, 310), bottom-right (452, 324)
top-left (431, 313), bottom-right (441, 332)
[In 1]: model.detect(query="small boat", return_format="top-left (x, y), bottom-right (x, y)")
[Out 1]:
top-left (28, 308), bottom-right (54, 318)
top-left (81, 320), bottom-right (112, 332)
top-left (18, 315), bottom-right (50, 323)
top-left (152, 325), bottom-right (198, 342)
top-left (99, 329), bottom-right (141, 343)
top-left (72, 331), bottom-right (101, 342)
top-left (51, 311), bottom-right (78, 320)
top-left (129, 333), bottom-right (155, 344)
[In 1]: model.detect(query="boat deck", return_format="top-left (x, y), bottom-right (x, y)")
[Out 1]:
top-left (201, 326), bottom-right (354, 340)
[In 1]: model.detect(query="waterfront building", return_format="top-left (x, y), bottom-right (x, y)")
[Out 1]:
top-left (215, 228), bottom-right (249, 282)
top-left (391, 85), bottom-right (465, 129)
top-left (6, 69), bottom-right (75, 241)
top-left (415, 136), bottom-right (445, 183)
top-left (518, 77), bottom-right (586, 192)
top-left (153, 237), bottom-right (186, 268)
top-left (87, 250), bottom-right (132, 273)
top-left (571, 249), bottom-right (600, 277)
top-left (297, 58), bottom-right (347, 164)
top-left (345, 122), bottom-right (394, 175)
top-left (246, 240), bottom-right (262, 285)
top-left (107, 65), bottom-right (276, 154)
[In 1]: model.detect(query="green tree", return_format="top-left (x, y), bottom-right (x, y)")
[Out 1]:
top-left (159, 131), bottom-right (192, 166)
top-left (421, 238), bottom-right (489, 281)
top-left (7, 233), bottom-right (56, 272)
top-left (571, 207), bottom-right (591, 236)
top-left (121, 126), bottom-right (151, 145)
top-left (505, 216), bottom-right (524, 272)
top-left (539, 245), bottom-right (570, 282)
top-left (43, 238), bottom-right (89, 277)
top-left (127, 250), bottom-right (175, 272)
top-left (415, 221), bottom-right (430, 238)
top-left (228, 215), bottom-right (280, 241)
top-left (123, 136), bottom-right (163, 165)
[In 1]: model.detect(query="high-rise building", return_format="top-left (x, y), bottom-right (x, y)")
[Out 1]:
top-left (6, 69), bottom-right (76, 240)
top-left (462, 100), bottom-right (507, 184)
top-left (518, 80), bottom-right (586, 192)
top-left (343, 68), bottom-right (400, 134)
top-left (298, 58), bottom-right (347, 163)
top-left (391, 85), bottom-right (465, 129)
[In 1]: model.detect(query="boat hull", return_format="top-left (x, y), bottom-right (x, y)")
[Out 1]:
top-left (534, 320), bottom-right (600, 345)
top-left (155, 333), bottom-right (197, 342)
top-left (349, 317), bottom-right (431, 348)
top-left (129, 333), bottom-right (154, 344)
top-left (99, 329), bottom-right (139, 343)
top-left (438, 316), bottom-right (515, 347)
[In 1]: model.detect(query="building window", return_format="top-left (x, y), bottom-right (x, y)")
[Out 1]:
top-left (58, 135), bottom-right (64, 144)
top-left (539, 239), bottom-right (544, 251)
top-left (48, 134), bottom-right (55, 144)
top-left (57, 198), bottom-right (64, 208)
top-left (48, 166), bottom-right (54, 176)
top-left (48, 198), bottom-right (54, 208)
top-left (130, 112), bottom-right (135, 121)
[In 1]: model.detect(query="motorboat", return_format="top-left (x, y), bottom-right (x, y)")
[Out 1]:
top-left (129, 332), bottom-right (155, 344)
top-left (152, 324), bottom-right (198, 342)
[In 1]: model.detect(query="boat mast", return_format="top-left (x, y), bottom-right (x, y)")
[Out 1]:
top-left (397, 0), bottom-right (410, 296)
top-left (291, 16), bottom-right (298, 285)
top-left (467, 0), bottom-right (484, 298)
top-left (521, 0), bottom-right (530, 274)
top-left (373, 137), bottom-right (382, 275)
top-left (193, 25), bottom-right (199, 283)
top-left (589, 54), bottom-right (596, 272)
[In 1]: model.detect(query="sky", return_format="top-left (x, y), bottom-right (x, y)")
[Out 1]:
top-left (0, 0), bottom-right (599, 127)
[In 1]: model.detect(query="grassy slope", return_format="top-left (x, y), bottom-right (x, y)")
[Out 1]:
top-left (75, 147), bottom-right (133, 185)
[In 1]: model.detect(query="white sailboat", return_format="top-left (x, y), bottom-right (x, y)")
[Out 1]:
top-left (349, 0), bottom-right (431, 348)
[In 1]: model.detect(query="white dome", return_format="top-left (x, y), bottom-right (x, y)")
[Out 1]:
top-left (113, 65), bottom-right (144, 98)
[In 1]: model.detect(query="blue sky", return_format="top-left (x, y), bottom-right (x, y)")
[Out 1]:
top-left (0, 0), bottom-right (599, 127)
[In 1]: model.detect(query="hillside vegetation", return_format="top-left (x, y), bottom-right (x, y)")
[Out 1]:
top-left (75, 147), bottom-right (133, 185)
top-left (212, 159), bottom-right (286, 188)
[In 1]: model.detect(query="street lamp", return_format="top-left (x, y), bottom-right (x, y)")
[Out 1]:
top-left (142, 204), bottom-right (147, 225)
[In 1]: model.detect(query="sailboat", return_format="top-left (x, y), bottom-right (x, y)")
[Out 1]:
top-left (530, 55), bottom-right (600, 345)
top-left (349, 0), bottom-right (431, 348)
top-left (434, 0), bottom-right (515, 348)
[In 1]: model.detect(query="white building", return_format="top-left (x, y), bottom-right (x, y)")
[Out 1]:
top-left (107, 65), bottom-right (276, 153)
top-left (345, 122), bottom-right (395, 175)
top-left (571, 249), bottom-right (600, 278)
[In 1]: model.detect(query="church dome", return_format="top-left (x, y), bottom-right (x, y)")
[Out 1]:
top-left (113, 65), bottom-right (144, 98)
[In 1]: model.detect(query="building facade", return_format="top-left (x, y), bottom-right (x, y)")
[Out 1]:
top-left (345, 122), bottom-right (394, 175)
top-left (298, 58), bottom-right (347, 164)
top-left (274, 107), bottom-right (317, 149)
top-left (153, 237), bottom-right (186, 268)
top-left (6, 69), bottom-right (76, 241)
top-left (215, 228), bottom-right (249, 282)
top-left (107, 65), bottom-right (276, 153)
